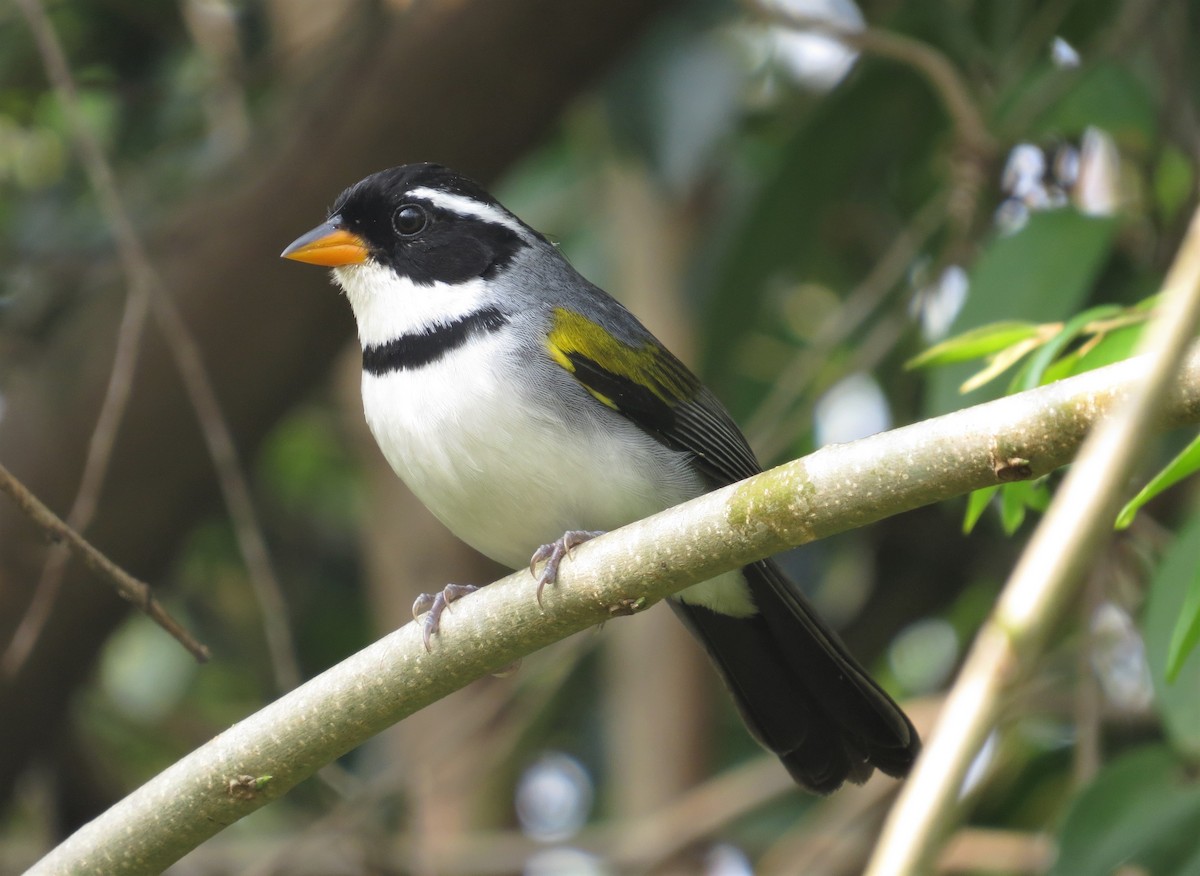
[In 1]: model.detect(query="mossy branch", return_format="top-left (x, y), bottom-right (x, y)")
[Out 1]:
top-left (29, 343), bottom-right (1200, 875)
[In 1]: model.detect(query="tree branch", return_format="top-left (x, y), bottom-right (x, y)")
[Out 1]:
top-left (744, 1), bottom-right (996, 156)
top-left (26, 338), bottom-right (1200, 875)
top-left (865, 203), bottom-right (1200, 875)
top-left (12, 0), bottom-right (303, 694)
top-left (1, 0), bottom-right (157, 681)
top-left (0, 463), bottom-right (209, 664)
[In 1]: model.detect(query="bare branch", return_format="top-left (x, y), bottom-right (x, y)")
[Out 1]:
top-left (26, 338), bottom-right (1200, 875)
top-left (0, 463), bottom-right (210, 664)
top-left (145, 284), bottom-right (304, 691)
top-left (2, 0), bottom-right (159, 680)
top-left (0, 284), bottom-right (150, 679)
top-left (12, 0), bottom-right (302, 693)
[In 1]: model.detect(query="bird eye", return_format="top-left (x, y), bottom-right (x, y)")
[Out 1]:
top-left (392, 204), bottom-right (428, 237)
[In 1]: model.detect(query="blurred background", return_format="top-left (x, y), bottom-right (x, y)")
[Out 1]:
top-left (2, 0), bottom-right (1199, 873)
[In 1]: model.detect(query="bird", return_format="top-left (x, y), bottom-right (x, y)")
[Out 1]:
top-left (281, 162), bottom-right (919, 793)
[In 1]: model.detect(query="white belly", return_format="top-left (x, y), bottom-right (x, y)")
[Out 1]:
top-left (362, 334), bottom-right (687, 565)
top-left (360, 333), bottom-right (755, 617)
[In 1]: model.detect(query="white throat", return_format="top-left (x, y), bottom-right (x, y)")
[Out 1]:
top-left (332, 261), bottom-right (493, 348)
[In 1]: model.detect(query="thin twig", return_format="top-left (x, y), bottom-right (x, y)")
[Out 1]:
top-left (3, 0), bottom-right (162, 678)
top-left (13, 0), bottom-right (302, 693)
top-left (746, 191), bottom-right (949, 459)
top-left (1, 282), bottom-right (151, 678)
top-left (865, 203), bottom-right (1200, 875)
top-left (145, 286), bottom-right (304, 692)
top-left (745, 2), bottom-right (996, 156)
top-left (0, 463), bottom-right (210, 663)
top-left (745, 2), bottom-right (993, 237)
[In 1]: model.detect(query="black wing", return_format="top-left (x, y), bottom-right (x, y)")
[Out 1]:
top-left (545, 304), bottom-right (762, 487)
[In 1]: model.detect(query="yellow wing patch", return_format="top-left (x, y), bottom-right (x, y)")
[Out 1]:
top-left (546, 307), bottom-right (695, 408)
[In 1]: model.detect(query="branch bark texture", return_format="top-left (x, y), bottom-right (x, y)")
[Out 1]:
top-left (29, 343), bottom-right (1200, 875)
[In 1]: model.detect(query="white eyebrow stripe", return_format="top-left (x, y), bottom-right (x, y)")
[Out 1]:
top-left (409, 187), bottom-right (531, 240)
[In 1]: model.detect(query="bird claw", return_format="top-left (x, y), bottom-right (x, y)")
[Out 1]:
top-left (411, 592), bottom-right (435, 619)
top-left (411, 583), bottom-right (479, 651)
top-left (529, 530), bottom-right (604, 606)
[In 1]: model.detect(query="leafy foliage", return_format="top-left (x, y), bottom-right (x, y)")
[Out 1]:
top-left (1051, 746), bottom-right (1200, 876)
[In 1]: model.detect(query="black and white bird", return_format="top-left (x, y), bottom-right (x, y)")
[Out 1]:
top-left (282, 163), bottom-right (919, 793)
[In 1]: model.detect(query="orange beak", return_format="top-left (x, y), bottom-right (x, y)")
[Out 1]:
top-left (281, 220), bottom-right (369, 267)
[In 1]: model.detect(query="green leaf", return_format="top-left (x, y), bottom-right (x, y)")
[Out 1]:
top-left (906, 321), bottom-right (1044, 369)
top-left (1027, 63), bottom-right (1157, 145)
top-left (1155, 147), bottom-right (1196, 225)
top-left (1013, 305), bottom-right (1123, 392)
top-left (1023, 479), bottom-right (1051, 512)
top-left (1051, 746), bottom-right (1200, 876)
top-left (1042, 321), bottom-right (1145, 384)
top-left (1166, 568), bottom-right (1200, 684)
top-left (963, 481), bottom-right (1050, 536)
top-left (924, 210), bottom-right (1119, 416)
top-left (1144, 505), bottom-right (1200, 755)
top-left (962, 486), bottom-right (997, 534)
top-left (958, 334), bottom-right (1046, 394)
top-left (999, 481), bottom-right (1027, 534)
top-left (1117, 433), bottom-right (1200, 529)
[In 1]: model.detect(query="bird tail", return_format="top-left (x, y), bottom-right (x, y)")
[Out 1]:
top-left (669, 559), bottom-right (919, 793)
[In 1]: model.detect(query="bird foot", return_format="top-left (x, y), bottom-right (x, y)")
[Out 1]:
top-left (412, 583), bottom-right (479, 651)
top-left (529, 530), bottom-right (604, 606)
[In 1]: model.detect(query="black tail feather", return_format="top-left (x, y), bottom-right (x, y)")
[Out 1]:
top-left (670, 559), bottom-right (919, 794)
